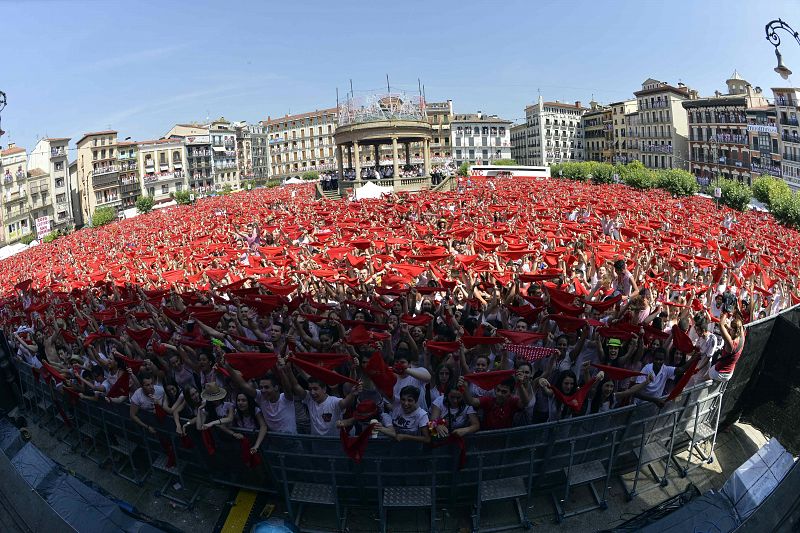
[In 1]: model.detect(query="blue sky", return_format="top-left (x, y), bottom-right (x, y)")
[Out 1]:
top-left (1, 0), bottom-right (798, 154)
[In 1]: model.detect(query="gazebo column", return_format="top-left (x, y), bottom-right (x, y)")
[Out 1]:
top-left (347, 145), bottom-right (353, 169)
top-left (374, 144), bottom-right (380, 176)
top-left (423, 138), bottom-right (431, 177)
top-left (405, 142), bottom-right (411, 167)
top-left (336, 145), bottom-right (344, 191)
top-left (354, 141), bottom-right (362, 186)
top-left (392, 137), bottom-right (400, 187)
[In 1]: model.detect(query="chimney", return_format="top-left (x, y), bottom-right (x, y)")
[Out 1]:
top-left (575, 101), bottom-right (582, 109)
top-left (7, 142), bottom-right (15, 149)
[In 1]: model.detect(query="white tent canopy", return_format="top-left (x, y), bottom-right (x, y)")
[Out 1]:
top-left (285, 177), bottom-right (305, 184)
top-left (0, 242), bottom-right (29, 260)
top-left (353, 180), bottom-right (393, 200)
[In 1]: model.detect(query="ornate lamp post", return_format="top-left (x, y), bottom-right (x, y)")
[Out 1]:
top-left (766, 19), bottom-right (800, 79)
top-left (0, 90), bottom-right (7, 137)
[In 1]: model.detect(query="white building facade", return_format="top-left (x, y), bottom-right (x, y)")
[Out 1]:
top-left (28, 137), bottom-right (74, 232)
top-left (451, 113), bottom-right (512, 167)
top-left (520, 96), bottom-right (586, 166)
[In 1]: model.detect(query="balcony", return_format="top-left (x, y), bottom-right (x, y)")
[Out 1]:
top-left (29, 182), bottom-right (49, 195)
top-left (5, 206), bottom-right (24, 219)
top-left (751, 162), bottom-right (781, 176)
top-left (190, 149), bottom-right (211, 157)
top-left (641, 100), bottom-right (669, 110)
top-left (784, 153), bottom-right (800, 162)
top-left (120, 161), bottom-right (137, 171)
top-left (120, 182), bottom-right (141, 195)
top-left (56, 200), bottom-right (69, 212)
top-left (782, 133), bottom-right (800, 144)
top-left (780, 118), bottom-right (799, 127)
top-left (91, 171), bottom-right (119, 189)
top-left (173, 160), bottom-right (183, 169)
top-left (92, 165), bottom-right (119, 176)
top-left (142, 171), bottom-right (184, 184)
top-left (50, 148), bottom-right (66, 158)
top-left (641, 144), bottom-right (673, 154)
top-left (776, 97), bottom-right (797, 107)
top-left (710, 133), bottom-right (747, 144)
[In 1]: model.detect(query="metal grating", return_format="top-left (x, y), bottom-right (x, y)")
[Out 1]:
top-left (565, 460), bottom-right (606, 486)
top-left (383, 486), bottom-right (432, 507)
top-left (635, 442), bottom-right (670, 464)
top-left (290, 482), bottom-right (334, 504)
top-left (481, 476), bottom-right (527, 501)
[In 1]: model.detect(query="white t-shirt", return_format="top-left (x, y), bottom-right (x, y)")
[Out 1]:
top-left (130, 385), bottom-right (165, 412)
top-left (256, 390), bottom-right (297, 434)
top-left (431, 395), bottom-right (475, 429)
top-left (636, 363), bottom-right (676, 399)
top-left (394, 374), bottom-right (427, 411)
top-left (381, 405), bottom-right (429, 435)
top-left (302, 394), bottom-right (343, 436)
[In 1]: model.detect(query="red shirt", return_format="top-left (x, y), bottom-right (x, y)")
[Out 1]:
top-left (479, 395), bottom-right (521, 430)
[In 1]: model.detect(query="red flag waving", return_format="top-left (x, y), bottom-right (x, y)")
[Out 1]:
top-left (288, 356), bottom-right (358, 386)
top-left (671, 325), bottom-right (695, 354)
top-left (107, 372), bottom-right (130, 399)
top-left (549, 377), bottom-right (597, 414)
top-left (505, 345), bottom-right (559, 362)
top-left (425, 341), bottom-right (461, 358)
top-left (340, 424), bottom-right (376, 463)
top-left (226, 352), bottom-right (278, 381)
top-left (460, 335), bottom-right (506, 349)
top-left (583, 294), bottom-right (622, 312)
top-left (116, 354), bottom-right (145, 374)
top-left (591, 363), bottom-right (645, 381)
top-left (463, 370), bottom-right (515, 391)
top-left (496, 329), bottom-right (546, 345)
top-left (666, 357), bottom-right (700, 401)
top-left (364, 352), bottom-right (397, 400)
top-left (295, 352), bottom-right (352, 369)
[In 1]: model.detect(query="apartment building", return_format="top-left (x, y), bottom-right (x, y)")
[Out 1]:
top-left (28, 137), bottom-right (74, 231)
top-left (630, 78), bottom-right (696, 170)
top-left (209, 118), bottom-right (239, 188)
top-left (0, 144), bottom-right (33, 243)
top-left (510, 123), bottom-right (528, 164)
top-left (138, 139), bottom-right (186, 202)
top-left (75, 131), bottom-right (120, 224)
top-left (746, 105), bottom-right (782, 182)
top-left (165, 124), bottom-right (214, 191)
top-left (426, 100), bottom-right (453, 160)
top-left (582, 102), bottom-right (611, 162)
top-left (451, 112), bottom-right (512, 166)
top-left (117, 141), bottom-right (140, 208)
top-left (773, 87), bottom-right (800, 190)
top-left (683, 72), bottom-right (770, 185)
top-left (262, 108), bottom-right (338, 180)
top-left (247, 124), bottom-right (270, 184)
top-left (521, 96), bottom-right (586, 166)
top-left (610, 100), bottom-right (637, 163)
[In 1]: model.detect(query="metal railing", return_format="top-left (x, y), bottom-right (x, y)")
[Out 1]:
top-left (11, 355), bottom-right (725, 529)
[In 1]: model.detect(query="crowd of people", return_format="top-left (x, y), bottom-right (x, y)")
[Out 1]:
top-left (1, 177), bottom-right (797, 453)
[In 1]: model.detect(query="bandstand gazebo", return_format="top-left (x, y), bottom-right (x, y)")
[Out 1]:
top-left (334, 91), bottom-right (433, 194)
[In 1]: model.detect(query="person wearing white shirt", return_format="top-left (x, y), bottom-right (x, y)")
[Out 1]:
top-left (375, 386), bottom-right (431, 443)
top-left (288, 373), bottom-right (359, 437)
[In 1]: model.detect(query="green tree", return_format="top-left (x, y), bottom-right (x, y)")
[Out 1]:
top-left (772, 192), bottom-right (800, 229)
top-left (491, 158), bottom-right (516, 165)
top-left (621, 161), bottom-right (657, 189)
top-left (92, 206), bottom-right (116, 227)
top-left (457, 162), bottom-right (470, 177)
top-left (135, 195), bottom-right (155, 214)
top-left (301, 170), bottom-right (320, 181)
top-left (719, 179), bottom-right (752, 211)
top-left (174, 190), bottom-right (192, 205)
top-left (20, 233), bottom-right (35, 245)
top-left (655, 168), bottom-right (699, 197)
top-left (43, 230), bottom-right (59, 243)
top-left (221, 183), bottom-right (233, 195)
top-left (752, 174), bottom-right (791, 208)
top-left (587, 162), bottom-right (615, 184)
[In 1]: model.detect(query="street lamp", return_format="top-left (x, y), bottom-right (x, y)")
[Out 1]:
top-left (766, 19), bottom-right (800, 79)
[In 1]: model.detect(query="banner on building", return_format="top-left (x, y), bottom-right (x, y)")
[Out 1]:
top-left (35, 216), bottom-right (51, 239)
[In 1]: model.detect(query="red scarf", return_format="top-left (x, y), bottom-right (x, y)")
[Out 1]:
top-left (340, 423), bottom-right (376, 463)
top-left (240, 435), bottom-right (263, 468)
top-left (550, 377), bottom-right (597, 414)
top-left (463, 370), bottom-right (515, 391)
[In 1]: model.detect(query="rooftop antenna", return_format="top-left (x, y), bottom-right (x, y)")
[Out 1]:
top-left (386, 74), bottom-right (390, 94)
top-left (350, 79), bottom-right (354, 99)
top-left (336, 87), bottom-right (339, 109)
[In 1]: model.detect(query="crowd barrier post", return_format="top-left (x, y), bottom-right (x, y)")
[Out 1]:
top-left (677, 382), bottom-right (726, 477)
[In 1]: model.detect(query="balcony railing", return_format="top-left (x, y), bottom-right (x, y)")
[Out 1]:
top-left (640, 100), bottom-right (669, 110)
top-left (190, 150), bottom-right (211, 157)
top-left (784, 153), bottom-right (800, 162)
top-left (92, 165), bottom-right (119, 176)
top-left (782, 133), bottom-right (800, 144)
top-left (751, 162), bottom-right (781, 176)
top-left (641, 144), bottom-right (673, 153)
top-left (50, 148), bottom-right (66, 158)
top-left (780, 118), bottom-right (799, 126)
top-left (776, 97), bottom-right (797, 107)
top-left (143, 171), bottom-right (184, 183)
top-left (710, 133), bottom-right (747, 144)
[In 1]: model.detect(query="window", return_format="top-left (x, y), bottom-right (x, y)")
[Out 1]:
top-left (55, 162), bottom-right (63, 171)
top-left (161, 185), bottom-right (168, 194)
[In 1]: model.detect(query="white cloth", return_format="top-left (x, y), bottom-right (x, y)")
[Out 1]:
top-left (636, 363), bottom-right (676, 399)
top-left (381, 405), bottom-right (429, 435)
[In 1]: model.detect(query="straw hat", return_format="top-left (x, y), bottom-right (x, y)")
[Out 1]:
top-left (201, 383), bottom-right (227, 402)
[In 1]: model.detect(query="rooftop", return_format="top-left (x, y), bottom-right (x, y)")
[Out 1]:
top-left (27, 168), bottom-right (47, 178)
top-left (77, 130), bottom-right (117, 145)
top-left (261, 107), bottom-right (338, 126)
top-left (1, 146), bottom-right (26, 156)
top-left (452, 113), bottom-right (512, 123)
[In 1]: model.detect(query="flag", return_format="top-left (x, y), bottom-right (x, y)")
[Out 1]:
top-left (226, 352), bottom-right (278, 381)
top-left (364, 352), bottom-right (397, 400)
top-left (340, 423), bottom-right (376, 464)
top-left (549, 377), bottom-right (597, 414)
top-left (463, 370), bottom-right (515, 390)
top-left (590, 363), bottom-right (645, 381)
top-left (505, 345), bottom-right (560, 362)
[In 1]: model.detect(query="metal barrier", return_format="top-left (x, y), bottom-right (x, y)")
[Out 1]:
top-left (10, 358), bottom-right (726, 531)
